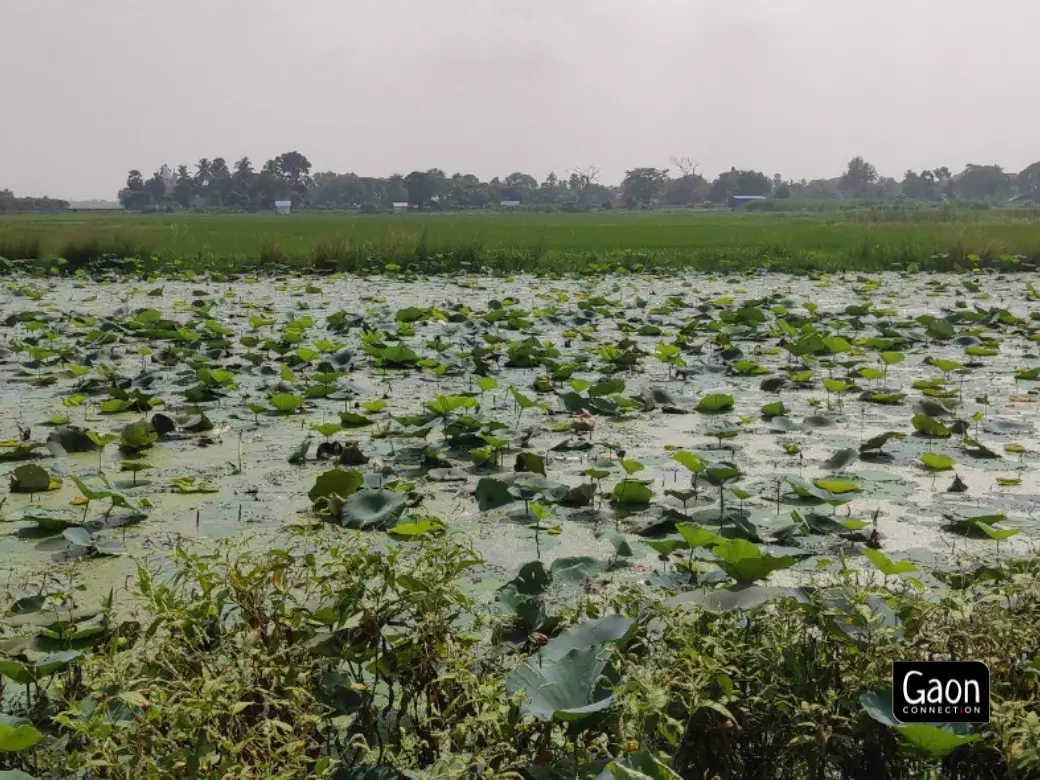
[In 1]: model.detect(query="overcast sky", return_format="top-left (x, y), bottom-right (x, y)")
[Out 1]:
top-left (3, 0), bottom-right (1039, 199)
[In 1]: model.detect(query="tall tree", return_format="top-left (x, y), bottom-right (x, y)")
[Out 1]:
top-left (709, 168), bottom-right (772, 202)
top-left (209, 157), bottom-right (232, 205)
top-left (567, 165), bottom-right (600, 206)
top-left (953, 164), bottom-right (1010, 200)
top-left (664, 158), bottom-right (709, 205)
top-left (1018, 161), bottom-right (1040, 201)
top-left (253, 159), bottom-right (291, 206)
top-left (503, 172), bottom-right (538, 202)
top-left (386, 175), bottom-right (409, 204)
top-left (403, 169), bottom-right (445, 210)
top-left (173, 164), bottom-right (195, 207)
top-left (274, 151), bottom-right (313, 197)
top-left (840, 157), bottom-right (879, 198)
top-left (621, 168), bottom-right (669, 209)
top-left (144, 171), bottom-right (168, 207)
top-left (194, 159), bottom-right (212, 189)
top-left (117, 170), bottom-right (150, 210)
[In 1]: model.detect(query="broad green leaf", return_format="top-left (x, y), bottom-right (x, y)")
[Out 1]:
top-left (920, 452), bottom-right (955, 471)
top-left (863, 548), bottom-right (918, 576)
top-left (340, 489), bottom-right (407, 530)
top-left (612, 480), bottom-right (653, 506)
top-left (696, 393), bottom-right (734, 413)
top-left (0, 723), bottom-right (43, 752)
top-left (813, 478), bottom-right (860, 495)
top-left (895, 724), bottom-right (980, 758)
top-left (269, 394), bottom-right (304, 413)
top-left (307, 468), bottom-right (363, 503)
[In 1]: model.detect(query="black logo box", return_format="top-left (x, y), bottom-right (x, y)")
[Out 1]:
top-left (892, 661), bottom-right (990, 724)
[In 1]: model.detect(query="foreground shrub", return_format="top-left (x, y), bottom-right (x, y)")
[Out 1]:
top-left (0, 531), bottom-right (1037, 779)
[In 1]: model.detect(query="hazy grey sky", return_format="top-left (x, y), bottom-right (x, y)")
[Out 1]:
top-left (3, 0), bottom-right (1039, 199)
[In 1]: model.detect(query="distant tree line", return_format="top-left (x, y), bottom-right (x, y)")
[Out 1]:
top-left (117, 152), bottom-right (313, 211)
top-left (6, 154), bottom-right (1040, 214)
top-left (115, 153), bottom-right (1040, 212)
top-left (0, 189), bottom-right (68, 213)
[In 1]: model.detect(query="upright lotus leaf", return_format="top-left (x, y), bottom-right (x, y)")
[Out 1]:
top-left (269, 394), bottom-right (304, 413)
top-left (920, 452), bottom-right (955, 471)
top-left (922, 317), bottom-right (955, 341)
top-left (475, 477), bottom-right (514, 511)
top-left (676, 523), bottom-right (722, 549)
top-left (505, 645), bottom-right (619, 724)
top-left (9, 464), bottom-right (52, 493)
top-left (0, 770), bottom-right (39, 780)
top-left (62, 526), bottom-right (94, 549)
top-left (426, 394), bottom-right (478, 416)
top-left (150, 413), bottom-right (177, 437)
top-left (561, 483), bottom-right (596, 507)
top-left (612, 479), bottom-right (653, 506)
top-left (696, 393), bottom-right (734, 413)
top-left (0, 722), bottom-right (43, 752)
top-left (813, 477), bottom-right (860, 495)
top-left (787, 333), bottom-right (826, 356)
top-left (673, 451), bottom-right (707, 473)
top-left (606, 751), bottom-right (684, 780)
top-left (785, 476), bottom-right (852, 504)
top-left (496, 561), bottom-right (551, 631)
top-left (944, 507), bottom-right (1019, 539)
top-left (388, 516), bottom-right (446, 540)
top-left (0, 443), bottom-right (46, 463)
top-left (912, 414), bottom-right (952, 438)
top-left (0, 649), bottom-right (82, 686)
top-left (311, 422), bottom-right (343, 439)
top-left (589, 378), bottom-right (626, 397)
top-left (914, 399), bottom-right (954, 418)
top-left (17, 508), bottom-right (85, 531)
top-left (504, 473), bottom-right (572, 504)
top-left (824, 448), bottom-right (860, 471)
top-left (308, 468), bottom-right (364, 503)
top-left (862, 548), bottom-right (918, 576)
top-left (514, 452), bottom-right (546, 476)
top-left (69, 474), bottom-right (113, 502)
top-left (540, 614), bottom-right (637, 663)
top-left (962, 437), bottom-right (999, 459)
top-left (703, 462), bottom-right (742, 487)
top-left (896, 724), bottom-right (981, 758)
top-left (859, 689), bottom-right (901, 727)
top-left (510, 561), bottom-right (551, 595)
top-left (46, 426), bottom-right (99, 456)
top-left (377, 345), bottom-right (419, 367)
top-left (550, 556), bottom-right (607, 584)
top-left (596, 529), bottom-right (635, 559)
top-left (119, 420), bottom-right (157, 451)
top-left (339, 489), bottom-right (407, 530)
top-left (712, 538), bottom-right (798, 584)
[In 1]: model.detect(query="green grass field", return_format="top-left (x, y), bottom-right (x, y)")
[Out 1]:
top-left (3, 209), bottom-right (1040, 274)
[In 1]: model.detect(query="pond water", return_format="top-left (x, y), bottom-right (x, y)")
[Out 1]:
top-left (1, 270), bottom-right (1038, 606)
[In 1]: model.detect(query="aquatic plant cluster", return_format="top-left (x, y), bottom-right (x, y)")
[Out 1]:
top-left (0, 267), bottom-right (1039, 778)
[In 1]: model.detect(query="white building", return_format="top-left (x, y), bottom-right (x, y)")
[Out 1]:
top-left (274, 200), bottom-right (292, 215)
top-left (500, 200), bottom-right (521, 208)
top-left (392, 202), bottom-right (410, 214)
